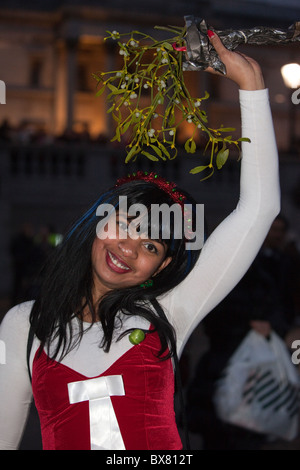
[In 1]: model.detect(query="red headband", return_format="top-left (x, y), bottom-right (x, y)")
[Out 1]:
top-left (115, 171), bottom-right (187, 208)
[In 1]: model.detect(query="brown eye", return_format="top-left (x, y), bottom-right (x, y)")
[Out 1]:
top-left (144, 242), bottom-right (158, 254)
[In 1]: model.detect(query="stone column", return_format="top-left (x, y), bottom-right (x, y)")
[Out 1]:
top-left (53, 36), bottom-right (78, 135)
top-left (65, 37), bottom-right (78, 132)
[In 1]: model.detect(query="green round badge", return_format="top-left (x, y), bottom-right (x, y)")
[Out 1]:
top-left (129, 329), bottom-right (145, 345)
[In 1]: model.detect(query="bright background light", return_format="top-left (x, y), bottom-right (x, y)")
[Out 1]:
top-left (281, 63), bottom-right (300, 89)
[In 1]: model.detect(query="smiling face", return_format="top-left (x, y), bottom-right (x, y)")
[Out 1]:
top-left (91, 211), bottom-right (172, 300)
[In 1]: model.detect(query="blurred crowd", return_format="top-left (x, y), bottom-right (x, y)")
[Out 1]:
top-left (184, 214), bottom-right (300, 450)
top-left (0, 118), bottom-right (109, 146)
top-left (9, 223), bottom-right (63, 306)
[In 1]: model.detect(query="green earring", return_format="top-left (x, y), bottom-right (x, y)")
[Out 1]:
top-left (129, 329), bottom-right (145, 345)
top-left (140, 279), bottom-right (153, 288)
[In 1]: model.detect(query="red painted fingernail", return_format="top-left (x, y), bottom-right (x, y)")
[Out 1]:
top-left (172, 42), bottom-right (187, 51)
top-left (207, 30), bottom-right (215, 38)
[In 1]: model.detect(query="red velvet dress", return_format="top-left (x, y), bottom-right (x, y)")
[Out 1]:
top-left (32, 330), bottom-right (182, 450)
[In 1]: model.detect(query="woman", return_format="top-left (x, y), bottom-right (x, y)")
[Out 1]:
top-left (0, 31), bottom-right (280, 450)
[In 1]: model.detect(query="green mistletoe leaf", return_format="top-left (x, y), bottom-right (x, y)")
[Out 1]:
top-left (141, 151), bottom-right (159, 161)
top-left (190, 165), bottom-right (209, 174)
top-left (216, 146), bottom-right (229, 170)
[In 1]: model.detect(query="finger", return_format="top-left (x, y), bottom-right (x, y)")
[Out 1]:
top-left (203, 65), bottom-right (220, 75)
top-left (207, 30), bottom-right (227, 55)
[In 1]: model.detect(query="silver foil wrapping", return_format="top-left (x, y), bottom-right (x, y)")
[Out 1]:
top-left (183, 15), bottom-right (300, 74)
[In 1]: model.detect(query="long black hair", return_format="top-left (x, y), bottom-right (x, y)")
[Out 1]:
top-left (29, 178), bottom-right (202, 361)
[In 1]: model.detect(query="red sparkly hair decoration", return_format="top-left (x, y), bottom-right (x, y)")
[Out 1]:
top-left (115, 171), bottom-right (186, 208)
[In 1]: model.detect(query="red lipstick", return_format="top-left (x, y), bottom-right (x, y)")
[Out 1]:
top-left (106, 250), bottom-right (131, 274)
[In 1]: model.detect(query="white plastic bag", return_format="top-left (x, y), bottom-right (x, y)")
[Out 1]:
top-left (213, 330), bottom-right (300, 441)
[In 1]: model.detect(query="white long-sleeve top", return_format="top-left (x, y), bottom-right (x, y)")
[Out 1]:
top-left (0, 89), bottom-right (280, 449)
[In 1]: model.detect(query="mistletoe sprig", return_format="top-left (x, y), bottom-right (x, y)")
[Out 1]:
top-left (93, 27), bottom-right (250, 179)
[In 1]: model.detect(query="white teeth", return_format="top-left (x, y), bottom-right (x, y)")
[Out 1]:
top-left (108, 251), bottom-right (130, 270)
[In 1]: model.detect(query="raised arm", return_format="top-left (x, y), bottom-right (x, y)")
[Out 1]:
top-left (160, 32), bottom-right (280, 355)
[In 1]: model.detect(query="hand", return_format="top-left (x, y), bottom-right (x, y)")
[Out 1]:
top-left (205, 31), bottom-right (265, 91)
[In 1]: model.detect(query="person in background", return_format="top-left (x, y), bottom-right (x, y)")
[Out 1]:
top-left (186, 214), bottom-right (299, 450)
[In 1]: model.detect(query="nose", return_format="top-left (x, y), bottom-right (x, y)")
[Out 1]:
top-left (118, 239), bottom-right (138, 259)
